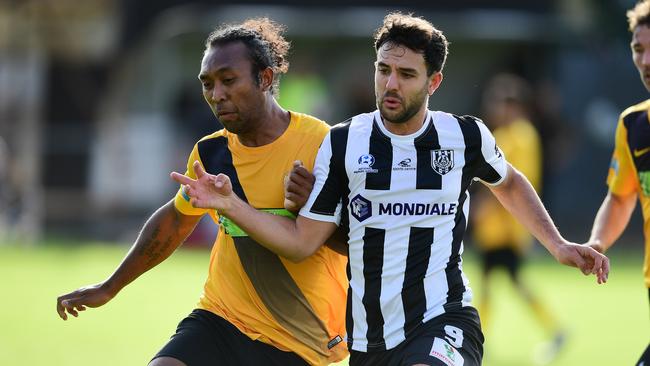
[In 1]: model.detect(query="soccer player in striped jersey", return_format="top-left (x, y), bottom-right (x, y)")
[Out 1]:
top-left (586, 1), bottom-right (650, 364)
top-left (174, 13), bottom-right (610, 366)
top-left (56, 19), bottom-right (348, 366)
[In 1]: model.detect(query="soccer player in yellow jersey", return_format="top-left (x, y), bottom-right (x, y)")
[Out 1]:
top-left (587, 2), bottom-right (650, 364)
top-left (56, 18), bottom-right (348, 366)
top-left (471, 73), bottom-right (565, 363)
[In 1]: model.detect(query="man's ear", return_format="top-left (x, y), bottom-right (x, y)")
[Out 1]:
top-left (259, 67), bottom-right (274, 91)
top-left (428, 72), bottom-right (443, 95)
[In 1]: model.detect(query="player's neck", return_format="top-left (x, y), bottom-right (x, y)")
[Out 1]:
top-left (237, 98), bottom-right (290, 147)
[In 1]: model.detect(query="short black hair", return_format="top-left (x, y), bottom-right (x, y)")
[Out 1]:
top-left (374, 12), bottom-right (449, 76)
top-left (205, 18), bottom-right (290, 96)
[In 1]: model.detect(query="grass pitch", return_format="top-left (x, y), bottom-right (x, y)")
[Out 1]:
top-left (0, 242), bottom-right (646, 365)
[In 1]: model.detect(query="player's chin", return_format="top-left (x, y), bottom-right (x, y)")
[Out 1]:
top-left (379, 108), bottom-right (405, 123)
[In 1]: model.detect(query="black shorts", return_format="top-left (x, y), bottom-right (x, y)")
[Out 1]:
top-left (152, 309), bottom-right (308, 366)
top-left (349, 306), bottom-right (484, 366)
top-left (481, 246), bottom-right (521, 278)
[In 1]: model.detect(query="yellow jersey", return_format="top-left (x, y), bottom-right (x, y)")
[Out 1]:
top-left (174, 111), bottom-right (349, 365)
top-left (472, 118), bottom-right (542, 252)
top-left (607, 99), bottom-right (650, 288)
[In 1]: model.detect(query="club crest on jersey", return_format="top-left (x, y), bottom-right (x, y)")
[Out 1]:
top-left (432, 149), bottom-right (454, 175)
top-left (354, 154), bottom-right (378, 174)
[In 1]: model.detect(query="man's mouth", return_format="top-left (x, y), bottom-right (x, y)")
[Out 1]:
top-left (383, 96), bottom-right (402, 109)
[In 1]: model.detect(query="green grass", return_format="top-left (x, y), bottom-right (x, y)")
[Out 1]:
top-left (0, 243), bottom-right (647, 365)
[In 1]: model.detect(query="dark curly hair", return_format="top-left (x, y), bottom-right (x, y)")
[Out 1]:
top-left (205, 18), bottom-right (290, 97)
top-left (374, 12), bottom-right (448, 76)
top-left (628, 0), bottom-right (650, 31)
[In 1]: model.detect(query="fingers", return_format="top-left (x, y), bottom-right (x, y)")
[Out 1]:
top-left (287, 165), bottom-right (315, 195)
top-left (599, 257), bottom-right (610, 283)
top-left (62, 299), bottom-right (79, 318)
top-left (569, 249), bottom-right (588, 274)
top-left (290, 163), bottom-right (315, 185)
top-left (56, 295), bottom-right (69, 320)
top-left (214, 174), bottom-right (231, 191)
top-left (575, 246), bottom-right (610, 284)
top-left (192, 160), bottom-right (207, 179)
top-left (286, 178), bottom-right (312, 198)
top-left (57, 294), bottom-right (86, 320)
top-left (592, 252), bottom-right (609, 284)
top-left (170, 172), bottom-right (194, 186)
top-left (285, 178), bottom-right (313, 210)
top-left (284, 163), bottom-right (315, 211)
top-left (582, 247), bottom-right (606, 278)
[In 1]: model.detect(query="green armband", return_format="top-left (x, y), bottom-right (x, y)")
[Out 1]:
top-left (218, 208), bottom-right (297, 237)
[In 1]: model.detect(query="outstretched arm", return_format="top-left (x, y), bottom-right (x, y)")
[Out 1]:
top-left (488, 164), bottom-right (609, 284)
top-left (56, 200), bottom-right (201, 320)
top-left (587, 190), bottom-right (637, 253)
top-left (171, 161), bottom-right (337, 262)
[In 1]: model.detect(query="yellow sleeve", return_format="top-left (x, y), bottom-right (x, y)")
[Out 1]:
top-left (173, 143), bottom-right (209, 216)
top-left (303, 117), bottom-right (330, 172)
top-left (607, 118), bottom-right (638, 195)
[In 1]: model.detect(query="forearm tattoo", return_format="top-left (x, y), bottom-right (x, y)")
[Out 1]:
top-left (138, 226), bottom-right (175, 265)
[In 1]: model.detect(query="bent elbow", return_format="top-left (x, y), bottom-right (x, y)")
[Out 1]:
top-left (286, 242), bottom-right (319, 263)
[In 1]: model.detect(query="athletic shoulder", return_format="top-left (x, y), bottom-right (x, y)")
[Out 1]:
top-left (447, 112), bottom-right (484, 126)
top-left (289, 111), bottom-right (331, 138)
top-left (620, 99), bottom-right (650, 119)
top-left (197, 129), bottom-right (227, 144)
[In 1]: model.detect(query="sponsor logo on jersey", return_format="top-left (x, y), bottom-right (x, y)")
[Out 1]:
top-left (639, 171), bottom-right (650, 196)
top-left (432, 149), bottom-right (454, 175)
top-left (494, 142), bottom-right (503, 158)
top-left (378, 202), bottom-right (457, 216)
top-left (327, 335), bottom-right (343, 349)
top-left (393, 157), bottom-right (416, 171)
top-left (350, 194), bottom-right (372, 222)
top-left (354, 154), bottom-right (378, 174)
top-left (633, 146), bottom-right (650, 157)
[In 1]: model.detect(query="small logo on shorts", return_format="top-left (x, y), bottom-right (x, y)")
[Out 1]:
top-left (429, 338), bottom-right (464, 366)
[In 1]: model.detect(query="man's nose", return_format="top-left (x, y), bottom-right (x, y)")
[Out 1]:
top-left (385, 73), bottom-right (399, 90)
top-left (642, 50), bottom-right (650, 67)
top-left (210, 85), bottom-right (227, 102)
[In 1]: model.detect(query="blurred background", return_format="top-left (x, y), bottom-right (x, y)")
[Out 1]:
top-left (0, 0), bottom-right (648, 365)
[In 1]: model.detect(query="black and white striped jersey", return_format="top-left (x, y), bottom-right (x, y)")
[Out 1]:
top-left (299, 109), bottom-right (508, 352)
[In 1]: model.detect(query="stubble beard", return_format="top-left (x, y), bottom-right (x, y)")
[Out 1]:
top-left (377, 88), bottom-right (428, 124)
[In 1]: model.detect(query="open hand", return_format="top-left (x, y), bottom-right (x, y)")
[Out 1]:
top-left (170, 161), bottom-right (233, 211)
